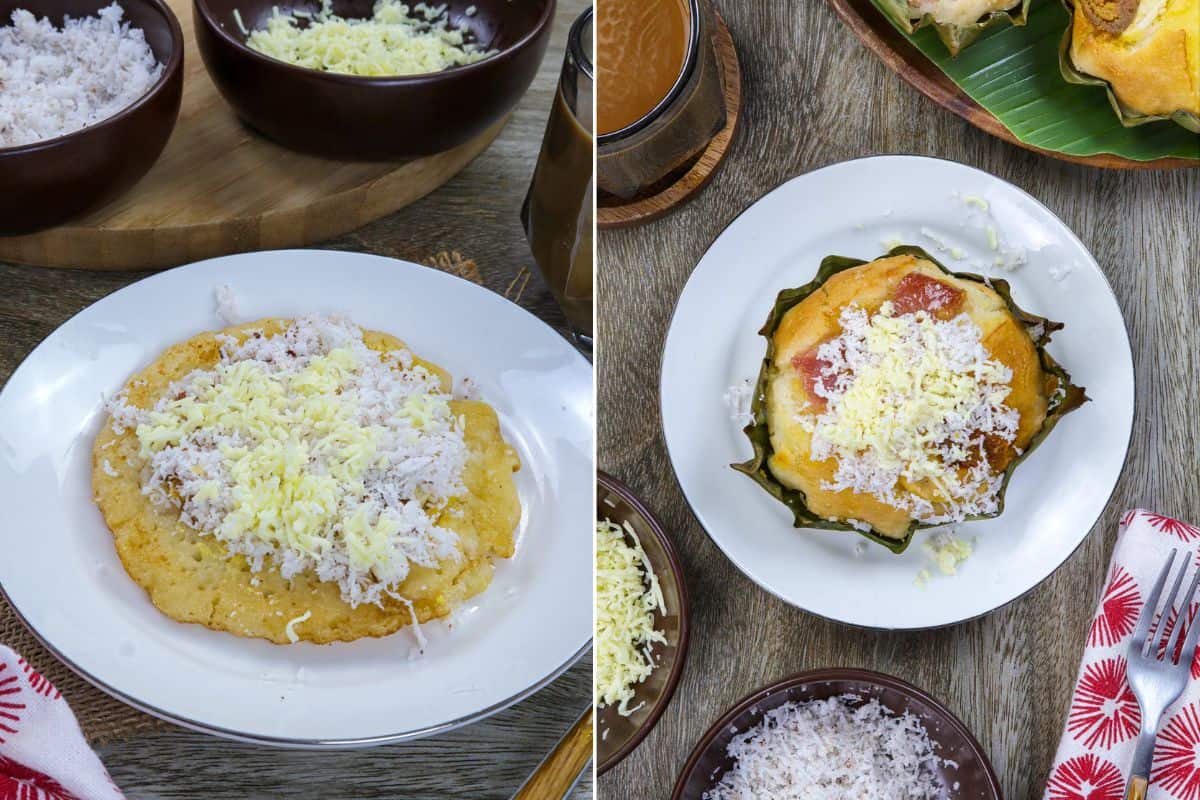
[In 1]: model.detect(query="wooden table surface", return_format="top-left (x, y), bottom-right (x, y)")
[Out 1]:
top-left (0, 1), bottom-right (592, 797)
top-left (596, 1), bottom-right (1199, 798)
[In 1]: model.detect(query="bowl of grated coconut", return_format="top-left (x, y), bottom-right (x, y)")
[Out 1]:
top-left (192, 0), bottom-right (555, 159)
top-left (596, 470), bottom-right (691, 776)
top-left (672, 668), bottom-right (1002, 800)
top-left (0, 0), bottom-right (183, 234)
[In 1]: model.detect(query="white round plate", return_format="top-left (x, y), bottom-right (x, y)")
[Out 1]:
top-left (0, 250), bottom-right (593, 747)
top-left (661, 156), bottom-right (1134, 630)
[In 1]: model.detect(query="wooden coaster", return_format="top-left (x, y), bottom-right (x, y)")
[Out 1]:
top-left (597, 12), bottom-right (743, 230)
top-left (0, 0), bottom-right (508, 272)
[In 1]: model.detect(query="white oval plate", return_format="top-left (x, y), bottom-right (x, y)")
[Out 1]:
top-left (661, 156), bottom-right (1134, 630)
top-left (0, 250), bottom-right (593, 747)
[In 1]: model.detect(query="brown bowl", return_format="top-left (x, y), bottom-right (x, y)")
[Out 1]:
top-left (0, 0), bottom-right (183, 235)
top-left (673, 668), bottom-right (1003, 799)
top-left (192, 0), bottom-right (555, 160)
top-left (597, 471), bottom-right (691, 776)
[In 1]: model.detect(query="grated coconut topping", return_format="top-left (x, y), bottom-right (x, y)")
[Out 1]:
top-left (107, 315), bottom-right (469, 608)
top-left (724, 380), bottom-right (754, 427)
top-left (0, 3), bottom-right (163, 147)
top-left (704, 695), bottom-right (952, 800)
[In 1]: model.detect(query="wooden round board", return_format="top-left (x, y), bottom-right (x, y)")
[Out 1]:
top-left (0, 0), bottom-right (509, 271)
top-left (597, 12), bottom-right (743, 229)
top-left (824, 0), bottom-right (1197, 170)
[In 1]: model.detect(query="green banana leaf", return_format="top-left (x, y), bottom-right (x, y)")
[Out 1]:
top-left (873, 0), bottom-right (1031, 55)
top-left (1057, 0), bottom-right (1200, 132)
top-left (867, 0), bottom-right (1200, 160)
top-left (731, 246), bottom-right (1088, 554)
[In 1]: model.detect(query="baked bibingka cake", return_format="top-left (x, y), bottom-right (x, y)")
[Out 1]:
top-left (93, 316), bottom-right (520, 644)
top-left (876, 0), bottom-right (1031, 54)
top-left (734, 248), bottom-right (1086, 553)
top-left (1063, 0), bottom-right (1200, 129)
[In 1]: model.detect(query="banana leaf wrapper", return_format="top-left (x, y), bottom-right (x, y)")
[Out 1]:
top-left (1058, 0), bottom-right (1200, 133)
top-left (874, 0), bottom-right (1032, 55)
top-left (731, 245), bottom-right (1088, 554)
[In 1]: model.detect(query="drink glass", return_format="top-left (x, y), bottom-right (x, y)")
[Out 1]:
top-left (522, 7), bottom-right (594, 352)
top-left (596, 0), bottom-right (726, 200)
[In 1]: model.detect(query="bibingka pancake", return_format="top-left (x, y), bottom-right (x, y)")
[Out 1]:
top-left (734, 248), bottom-right (1086, 552)
top-left (93, 317), bottom-right (521, 644)
top-left (1064, 0), bottom-right (1200, 128)
top-left (1065, 0), bottom-right (1200, 128)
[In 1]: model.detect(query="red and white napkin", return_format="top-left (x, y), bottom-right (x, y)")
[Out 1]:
top-left (1045, 509), bottom-right (1200, 800)
top-left (0, 645), bottom-right (124, 800)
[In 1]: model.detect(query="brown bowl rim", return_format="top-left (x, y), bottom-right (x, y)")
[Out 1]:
top-left (0, 0), bottom-right (184, 156)
top-left (670, 667), bottom-right (1004, 800)
top-left (596, 469), bottom-right (692, 776)
top-left (192, 0), bottom-right (557, 86)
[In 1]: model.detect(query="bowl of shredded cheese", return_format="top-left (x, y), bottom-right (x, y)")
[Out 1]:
top-left (192, 0), bottom-right (555, 159)
top-left (596, 470), bottom-right (691, 775)
top-left (672, 668), bottom-right (1002, 800)
top-left (0, 0), bottom-right (183, 233)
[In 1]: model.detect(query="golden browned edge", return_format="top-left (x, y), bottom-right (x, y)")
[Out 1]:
top-left (91, 318), bottom-right (521, 645)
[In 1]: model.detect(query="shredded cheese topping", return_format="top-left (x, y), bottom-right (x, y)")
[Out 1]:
top-left (245, 0), bottom-right (495, 77)
top-left (802, 301), bottom-right (1018, 524)
top-left (704, 695), bottom-right (952, 800)
top-left (595, 518), bottom-right (666, 716)
top-left (924, 531), bottom-right (975, 575)
top-left (284, 610), bottom-right (312, 643)
top-left (108, 315), bottom-right (468, 608)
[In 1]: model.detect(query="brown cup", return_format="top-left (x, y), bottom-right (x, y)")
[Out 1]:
top-left (596, 0), bottom-right (727, 200)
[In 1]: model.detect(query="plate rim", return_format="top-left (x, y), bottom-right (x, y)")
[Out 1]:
top-left (823, 0), bottom-right (1199, 171)
top-left (658, 154), bottom-right (1135, 631)
top-left (0, 579), bottom-right (591, 749)
top-left (0, 248), bottom-right (594, 748)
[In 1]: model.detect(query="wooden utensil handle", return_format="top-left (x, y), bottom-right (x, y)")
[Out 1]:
top-left (512, 708), bottom-right (594, 800)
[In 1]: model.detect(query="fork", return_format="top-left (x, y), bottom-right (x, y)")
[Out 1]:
top-left (1125, 549), bottom-right (1200, 800)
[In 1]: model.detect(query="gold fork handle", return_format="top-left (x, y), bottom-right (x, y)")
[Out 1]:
top-left (1126, 775), bottom-right (1148, 800)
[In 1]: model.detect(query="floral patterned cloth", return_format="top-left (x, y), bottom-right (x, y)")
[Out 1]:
top-left (1046, 509), bottom-right (1200, 800)
top-left (0, 645), bottom-right (123, 800)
